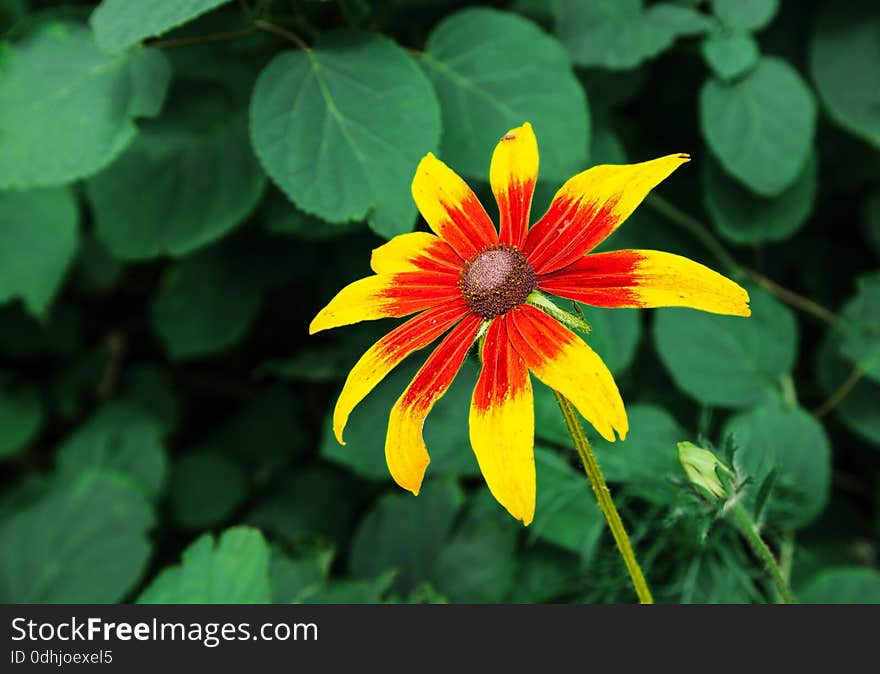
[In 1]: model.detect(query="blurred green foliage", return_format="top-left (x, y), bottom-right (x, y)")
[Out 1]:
top-left (0, 0), bottom-right (878, 604)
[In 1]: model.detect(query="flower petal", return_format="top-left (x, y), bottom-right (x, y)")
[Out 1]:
top-left (469, 316), bottom-right (535, 525)
top-left (385, 313), bottom-right (482, 494)
top-left (309, 272), bottom-right (460, 334)
top-left (523, 154), bottom-right (690, 274)
top-left (412, 152), bottom-right (498, 260)
top-left (370, 231), bottom-right (462, 275)
top-left (490, 122), bottom-right (538, 248)
top-left (507, 304), bottom-right (627, 442)
top-left (333, 299), bottom-right (470, 444)
top-left (539, 249), bottom-right (751, 316)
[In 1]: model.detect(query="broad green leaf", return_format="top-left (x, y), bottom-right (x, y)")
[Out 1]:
top-left (724, 400), bottom-right (831, 530)
top-left (531, 448), bottom-right (604, 561)
top-left (702, 153), bottom-right (817, 245)
top-left (422, 7), bottom-right (589, 182)
top-left (320, 357), bottom-right (481, 481)
top-left (591, 404), bottom-right (686, 503)
top-left (71, 235), bottom-right (122, 295)
top-left (0, 375), bottom-right (43, 459)
top-left (0, 22), bottom-right (171, 188)
top-left (348, 479), bottom-right (464, 592)
top-left (138, 526), bottom-right (270, 603)
top-left (270, 546), bottom-right (333, 604)
top-left (0, 0), bottom-right (25, 33)
top-left (433, 492), bottom-right (519, 603)
top-left (87, 81), bottom-right (266, 260)
top-left (55, 403), bottom-right (167, 500)
top-left (710, 0), bottom-right (778, 31)
top-left (0, 187), bottom-right (79, 317)
top-left (0, 469), bottom-right (154, 602)
top-left (169, 450), bottom-right (248, 529)
top-left (810, 0), bottom-right (880, 148)
top-left (701, 30), bottom-right (760, 81)
top-left (90, 0), bottom-right (231, 53)
top-left (837, 272), bottom-right (880, 383)
top-left (817, 332), bottom-right (880, 446)
top-left (250, 31), bottom-right (440, 239)
top-left (118, 364), bottom-right (180, 434)
top-left (653, 286), bottom-right (798, 407)
top-left (798, 568), bottom-right (880, 604)
top-left (150, 244), bottom-right (264, 360)
top-left (298, 571), bottom-right (396, 604)
top-left (700, 56), bottom-right (816, 196)
top-left (262, 188), bottom-right (360, 240)
top-left (508, 545), bottom-right (580, 603)
top-left (246, 465), bottom-right (366, 546)
top-left (555, 0), bottom-right (711, 70)
top-left (203, 386), bottom-right (308, 475)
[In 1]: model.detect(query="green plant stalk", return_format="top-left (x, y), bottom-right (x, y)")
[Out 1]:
top-left (729, 503), bottom-right (795, 604)
top-left (553, 390), bottom-right (653, 604)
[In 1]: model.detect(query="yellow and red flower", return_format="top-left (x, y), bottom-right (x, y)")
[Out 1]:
top-left (310, 123), bottom-right (749, 525)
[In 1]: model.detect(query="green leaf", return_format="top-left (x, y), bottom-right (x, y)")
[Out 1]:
top-left (724, 400), bottom-right (831, 530)
top-left (653, 285), bottom-right (798, 407)
top-left (0, 187), bottom-right (79, 318)
top-left (798, 568), bottom-right (880, 604)
top-left (555, 0), bottom-right (711, 70)
top-left (246, 465), bottom-right (365, 546)
top-left (837, 272), bottom-right (880, 383)
top-left (507, 544), bottom-right (580, 603)
top-left (810, 0), bottom-right (880, 148)
top-left (433, 492), bottom-right (519, 602)
top-left (169, 450), bottom-right (248, 529)
top-left (531, 447), bottom-right (604, 561)
top-left (702, 153), bottom-right (817, 245)
top-left (0, 375), bottom-right (43, 460)
top-left (118, 364), bottom-right (180, 434)
top-left (0, 469), bottom-right (154, 602)
top-left (701, 30), bottom-right (760, 81)
top-left (55, 403), bottom-right (167, 500)
top-left (421, 7), bottom-right (589, 182)
top-left (138, 526), bottom-right (271, 603)
top-left (298, 570), bottom-right (396, 604)
top-left (87, 81), bottom-right (266, 260)
top-left (816, 332), bottom-right (880, 446)
top-left (204, 386), bottom-right (308, 475)
top-left (269, 546), bottom-right (333, 604)
top-left (90, 0), bottom-right (232, 53)
top-left (710, 0), bottom-right (779, 31)
top-left (150, 244), bottom-right (264, 360)
top-left (0, 22), bottom-right (171, 188)
top-left (591, 403), bottom-right (686, 503)
top-left (700, 56), bottom-right (816, 196)
top-left (348, 479), bottom-right (464, 592)
top-left (250, 31), bottom-right (440, 239)
top-left (320, 357), bottom-right (481, 481)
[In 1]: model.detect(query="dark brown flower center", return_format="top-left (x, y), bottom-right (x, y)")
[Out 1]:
top-left (459, 245), bottom-right (536, 319)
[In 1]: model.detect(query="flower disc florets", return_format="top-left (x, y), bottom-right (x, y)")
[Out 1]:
top-left (459, 245), bottom-right (537, 319)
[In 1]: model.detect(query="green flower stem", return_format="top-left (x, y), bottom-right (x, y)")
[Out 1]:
top-left (729, 502), bottom-right (796, 604)
top-left (553, 390), bottom-right (653, 604)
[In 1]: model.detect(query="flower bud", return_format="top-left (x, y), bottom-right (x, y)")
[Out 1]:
top-left (677, 441), bottom-right (732, 500)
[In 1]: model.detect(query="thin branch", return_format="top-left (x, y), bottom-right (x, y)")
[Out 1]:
top-left (814, 366), bottom-right (864, 418)
top-left (147, 26), bottom-right (257, 49)
top-left (741, 268), bottom-right (837, 326)
top-left (253, 18), bottom-right (310, 51)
